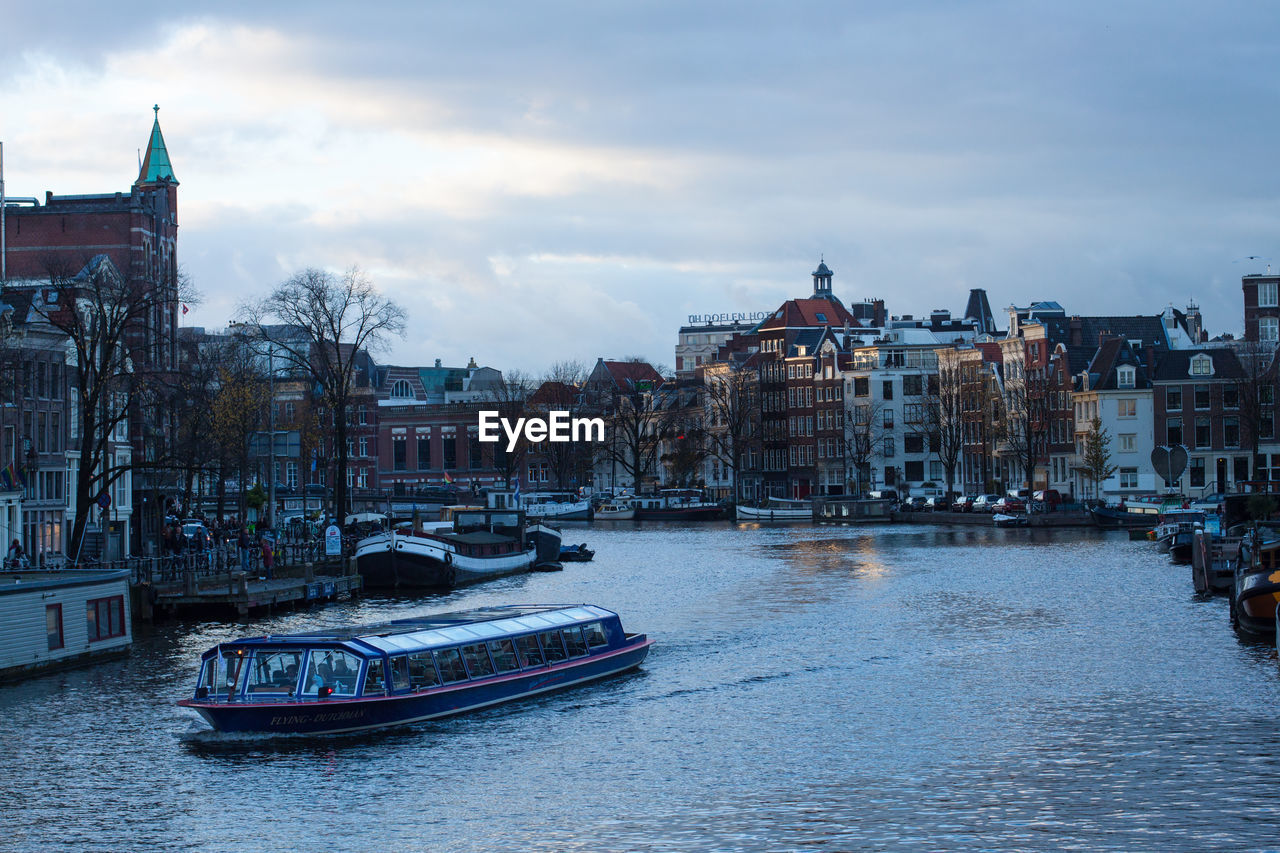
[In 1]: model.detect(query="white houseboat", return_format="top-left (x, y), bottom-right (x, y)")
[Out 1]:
top-left (0, 569), bottom-right (132, 682)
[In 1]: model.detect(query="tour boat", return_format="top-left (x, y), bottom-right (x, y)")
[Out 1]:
top-left (593, 501), bottom-right (635, 521)
top-left (734, 497), bottom-right (813, 522)
top-left (354, 506), bottom-right (561, 589)
top-left (633, 490), bottom-right (726, 522)
top-left (178, 604), bottom-right (653, 735)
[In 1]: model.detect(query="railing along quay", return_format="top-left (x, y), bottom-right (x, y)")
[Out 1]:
top-left (74, 542), bottom-right (365, 621)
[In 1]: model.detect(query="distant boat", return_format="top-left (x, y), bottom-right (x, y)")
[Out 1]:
top-left (992, 513), bottom-right (1027, 528)
top-left (633, 490), bottom-right (725, 522)
top-left (1153, 510), bottom-right (1206, 563)
top-left (521, 491), bottom-right (593, 521)
top-left (354, 505), bottom-right (561, 589)
top-left (593, 500), bottom-right (635, 521)
top-left (1088, 505), bottom-right (1156, 529)
top-left (559, 543), bottom-right (594, 562)
top-left (735, 497), bottom-right (812, 522)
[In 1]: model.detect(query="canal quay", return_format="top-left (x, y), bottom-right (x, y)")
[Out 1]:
top-left (3, 522), bottom-right (1280, 852)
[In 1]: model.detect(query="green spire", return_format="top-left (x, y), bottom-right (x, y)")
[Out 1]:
top-left (137, 105), bottom-right (178, 186)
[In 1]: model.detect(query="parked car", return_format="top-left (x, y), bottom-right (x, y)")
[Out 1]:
top-left (923, 495), bottom-right (948, 511)
top-left (1032, 489), bottom-right (1063, 510)
top-left (868, 489), bottom-right (900, 504)
top-left (903, 496), bottom-right (928, 511)
top-left (952, 494), bottom-right (977, 512)
top-left (1006, 488), bottom-right (1032, 501)
top-left (993, 497), bottom-right (1025, 514)
top-left (972, 494), bottom-right (1003, 513)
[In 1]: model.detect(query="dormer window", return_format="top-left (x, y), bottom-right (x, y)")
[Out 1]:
top-left (815, 313), bottom-right (827, 323)
top-left (1117, 367), bottom-right (1135, 388)
top-left (391, 379), bottom-right (412, 398)
top-left (1190, 355), bottom-right (1212, 376)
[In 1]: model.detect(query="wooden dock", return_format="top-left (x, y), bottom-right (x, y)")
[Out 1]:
top-left (130, 559), bottom-right (363, 620)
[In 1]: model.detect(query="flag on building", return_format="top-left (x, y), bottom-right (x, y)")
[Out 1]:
top-left (0, 464), bottom-right (13, 491)
top-left (442, 471), bottom-right (453, 484)
top-left (181, 304), bottom-right (189, 315)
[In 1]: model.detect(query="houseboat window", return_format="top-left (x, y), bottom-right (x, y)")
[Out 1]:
top-left (582, 622), bottom-right (608, 648)
top-left (487, 639), bottom-right (520, 673)
top-left (515, 635), bottom-right (544, 667)
top-left (562, 627), bottom-right (589, 658)
top-left (408, 652), bottom-right (440, 689)
top-left (462, 643), bottom-right (496, 678)
top-left (539, 631), bottom-right (568, 663)
top-left (302, 650), bottom-right (362, 696)
top-left (244, 650), bottom-right (304, 695)
top-left (361, 659), bottom-right (386, 696)
top-left (435, 648), bottom-right (468, 683)
top-left (199, 652), bottom-right (243, 698)
top-left (86, 595), bottom-right (126, 642)
top-left (389, 655), bottom-right (411, 691)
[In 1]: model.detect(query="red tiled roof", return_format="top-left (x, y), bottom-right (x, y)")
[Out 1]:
top-left (601, 360), bottom-right (664, 388)
top-left (757, 298), bottom-right (859, 331)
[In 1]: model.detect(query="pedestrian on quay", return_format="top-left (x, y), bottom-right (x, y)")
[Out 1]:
top-left (238, 526), bottom-right (251, 572)
top-left (6, 539), bottom-right (28, 569)
top-left (260, 535), bottom-right (274, 581)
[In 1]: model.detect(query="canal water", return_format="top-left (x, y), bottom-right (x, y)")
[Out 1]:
top-left (4, 523), bottom-right (1280, 852)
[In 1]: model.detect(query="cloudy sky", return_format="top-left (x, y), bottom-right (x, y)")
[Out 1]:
top-left (4, 2), bottom-right (1278, 373)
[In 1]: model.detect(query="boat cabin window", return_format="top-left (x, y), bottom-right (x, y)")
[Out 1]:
top-left (539, 631), bottom-right (568, 664)
top-left (515, 635), bottom-right (544, 667)
top-left (245, 649), bottom-right (304, 695)
top-left (562, 627), bottom-right (589, 658)
top-left (435, 648), bottom-right (468, 683)
top-left (582, 622), bottom-right (608, 649)
top-left (487, 639), bottom-right (520, 673)
top-left (462, 643), bottom-right (495, 678)
top-left (408, 652), bottom-right (440, 689)
top-left (389, 655), bottom-right (411, 692)
top-left (199, 651), bottom-right (244, 698)
top-left (301, 650), bottom-right (362, 697)
top-left (362, 659), bottom-right (386, 696)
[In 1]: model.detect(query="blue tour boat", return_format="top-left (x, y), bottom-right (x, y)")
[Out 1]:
top-left (178, 604), bottom-right (652, 734)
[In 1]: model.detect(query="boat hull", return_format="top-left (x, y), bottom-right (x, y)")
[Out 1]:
top-left (593, 509), bottom-right (635, 520)
top-left (1088, 506), bottom-right (1154, 529)
top-left (635, 506), bottom-right (725, 521)
top-left (1233, 568), bottom-right (1280, 639)
top-left (734, 506), bottom-right (812, 522)
top-left (180, 638), bottom-right (652, 735)
top-left (355, 534), bottom-right (536, 589)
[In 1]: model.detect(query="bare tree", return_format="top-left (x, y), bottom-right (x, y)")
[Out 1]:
top-left (28, 255), bottom-right (180, 561)
top-left (242, 267), bottom-right (405, 523)
top-left (604, 383), bottom-right (675, 493)
top-left (1234, 340), bottom-right (1278, 468)
top-left (702, 364), bottom-right (759, 500)
top-left (531, 361), bottom-right (593, 489)
top-left (920, 359), bottom-right (965, 500)
top-left (843, 399), bottom-right (884, 496)
top-left (484, 369), bottom-right (533, 488)
top-left (1001, 365), bottom-right (1052, 496)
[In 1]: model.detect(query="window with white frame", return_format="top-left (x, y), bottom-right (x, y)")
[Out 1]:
top-left (1261, 316), bottom-right (1279, 342)
top-left (1117, 367), bottom-right (1135, 388)
top-left (1119, 434), bottom-right (1135, 452)
top-left (1259, 281), bottom-right (1279, 308)
top-left (1117, 399), bottom-right (1137, 418)
top-left (1119, 468), bottom-right (1138, 489)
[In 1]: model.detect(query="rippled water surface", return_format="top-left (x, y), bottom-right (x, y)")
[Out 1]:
top-left (4, 523), bottom-right (1280, 852)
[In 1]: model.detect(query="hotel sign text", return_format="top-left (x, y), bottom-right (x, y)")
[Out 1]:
top-left (687, 312), bottom-right (769, 325)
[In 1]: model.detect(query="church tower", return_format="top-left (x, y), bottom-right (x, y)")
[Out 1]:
top-left (812, 258), bottom-right (835, 301)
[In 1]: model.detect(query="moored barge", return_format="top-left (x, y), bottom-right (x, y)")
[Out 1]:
top-left (178, 604), bottom-right (652, 734)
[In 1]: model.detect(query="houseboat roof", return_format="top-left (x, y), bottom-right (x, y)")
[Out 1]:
top-left (0, 569), bottom-right (130, 596)
top-left (224, 605), bottom-right (617, 657)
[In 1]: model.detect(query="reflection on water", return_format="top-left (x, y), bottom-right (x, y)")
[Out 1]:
top-left (3, 523), bottom-right (1280, 852)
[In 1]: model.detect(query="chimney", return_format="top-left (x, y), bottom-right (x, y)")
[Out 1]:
top-left (467, 356), bottom-right (477, 368)
top-left (873, 299), bottom-right (886, 328)
top-left (1069, 316), bottom-right (1082, 348)
top-left (434, 358), bottom-right (442, 368)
